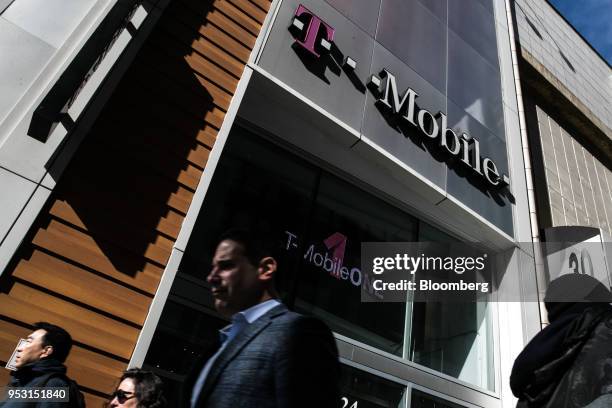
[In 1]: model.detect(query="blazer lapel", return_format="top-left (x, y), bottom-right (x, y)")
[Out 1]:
top-left (196, 304), bottom-right (287, 405)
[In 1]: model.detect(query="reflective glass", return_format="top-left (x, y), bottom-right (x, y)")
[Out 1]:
top-left (294, 172), bottom-right (417, 356)
top-left (411, 388), bottom-right (471, 408)
top-left (415, 0), bottom-right (447, 24)
top-left (178, 128), bottom-right (318, 280)
top-left (448, 0), bottom-right (498, 67)
top-left (364, 43), bottom-right (448, 189)
top-left (142, 126), bottom-right (496, 395)
top-left (445, 100), bottom-right (513, 236)
top-left (377, 0), bottom-right (447, 93)
top-left (143, 300), bottom-right (227, 406)
top-left (406, 224), bottom-right (495, 390)
top-left (340, 364), bottom-right (407, 407)
top-left (447, 30), bottom-right (504, 138)
top-left (474, 0), bottom-right (494, 14)
top-left (324, 0), bottom-right (381, 35)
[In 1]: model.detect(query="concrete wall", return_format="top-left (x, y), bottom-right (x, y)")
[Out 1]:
top-left (514, 0), bottom-right (611, 135)
top-left (533, 104), bottom-right (612, 234)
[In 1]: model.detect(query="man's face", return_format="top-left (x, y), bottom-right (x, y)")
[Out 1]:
top-left (15, 329), bottom-right (51, 368)
top-left (208, 240), bottom-right (261, 316)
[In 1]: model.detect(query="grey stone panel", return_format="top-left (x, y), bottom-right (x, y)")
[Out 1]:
top-left (258, 0), bottom-right (375, 136)
top-left (545, 169), bottom-right (561, 195)
top-left (549, 187), bottom-right (563, 208)
top-left (585, 155), bottom-right (608, 231)
top-left (363, 43), bottom-right (447, 189)
top-left (3, 0), bottom-right (96, 48)
top-left (563, 199), bottom-right (577, 225)
top-left (566, 138), bottom-right (586, 216)
top-left (559, 129), bottom-right (581, 217)
top-left (595, 161), bottom-right (612, 234)
top-left (0, 17), bottom-right (55, 126)
top-left (377, 0), bottom-right (447, 93)
top-left (537, 109), bottom-right (555, 171)
top-left (551, 207), bottom-right (564, 227)
top-left (324, 0), bottom-right (380, 36)
top-left (577, 146), bottom-right (597, 227)
top-left (447, 30), bottom-right (504, 139)
top-left (535, 104), bottom-right (612, 231)
top-left (605, 169), bottom-right (612, 234)
top-left (592, 161), bottom-right (611, 233)
top-left (514, 0), bottom-right (611, 130)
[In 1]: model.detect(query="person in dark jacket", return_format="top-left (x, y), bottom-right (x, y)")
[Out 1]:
top-left (183, 229), bottom-right (340, 408)
top-left (511, 274), bottom-right (612, 407)
top-left (3, 322), bottom-right (82, 408)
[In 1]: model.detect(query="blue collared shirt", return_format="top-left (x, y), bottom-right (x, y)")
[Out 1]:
top-left (190, 299), bottom-right (281, 407)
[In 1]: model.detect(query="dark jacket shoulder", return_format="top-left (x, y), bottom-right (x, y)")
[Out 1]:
top-left (3, 359), bottom-right (72, 408)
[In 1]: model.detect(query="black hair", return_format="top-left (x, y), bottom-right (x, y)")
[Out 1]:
top-left (118, 369), bottom-right (166, 408)
top-left (33, 322), bottom-right (72, 363)
top-left (217, 228), bottom-right (276, 266)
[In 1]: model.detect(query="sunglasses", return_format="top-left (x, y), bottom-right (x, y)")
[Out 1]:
top-left (111, 389), bottom-right (136, 404)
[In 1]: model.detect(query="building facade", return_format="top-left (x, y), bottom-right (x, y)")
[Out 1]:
top-left (512, 0), bottom-right (612, 310)
top-left (0, 0), bottom-right (608, 407)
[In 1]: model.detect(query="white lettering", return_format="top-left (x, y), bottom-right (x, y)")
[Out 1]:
top-left (350, 268), bottom-right (362, 286)
top-left (313, 252), bottom-right (323, 267)
top-left (438, 113), bottom-right (461, 156)
top-left (418, 109), bottom-right (439, 139)
top-left (483, 157), bottom-right (500, 185)
top-left (378, 70), bottom-right (418, 125)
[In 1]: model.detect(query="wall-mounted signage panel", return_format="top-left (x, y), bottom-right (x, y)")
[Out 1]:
top-left (256, 0), bottom-right (514, 236)
top-left (543, 226), bottom-right (612, 295)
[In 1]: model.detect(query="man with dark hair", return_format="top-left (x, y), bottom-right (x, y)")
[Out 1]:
top-left (184, 229), bottom-right (340, 408)
top-left (4, 322), bottom-right (84, 408)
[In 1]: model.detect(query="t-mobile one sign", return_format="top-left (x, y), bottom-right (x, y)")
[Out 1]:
top-left (290, 5), bottom-right (510, 188)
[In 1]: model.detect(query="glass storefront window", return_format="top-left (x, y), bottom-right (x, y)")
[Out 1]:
top-left (340, 364), bottom-right (407, 408)
top-left (406, 224), bottom-right (495, 389)
top-left (293, 172), bottom-right (417, 355)
top-left (411, 388), bottom-right (471, 408)
top-left (142, 126), bottom-right (496, 402)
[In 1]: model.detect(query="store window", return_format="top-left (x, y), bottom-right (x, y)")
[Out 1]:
top-left (142, 126), bottom-right (495, 402)
top-left (411, 388), bottom-right (472, 408)
top-left (340, 364), bottom-right (407, 408)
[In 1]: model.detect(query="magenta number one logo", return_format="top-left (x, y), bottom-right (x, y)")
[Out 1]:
top-left (294, 4), bottom-right (335, 57)
top-left (324, 232), bottom-right (347, 278)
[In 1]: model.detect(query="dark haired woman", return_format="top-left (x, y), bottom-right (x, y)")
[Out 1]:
top-left (108, 368), bottom-right (166, 408)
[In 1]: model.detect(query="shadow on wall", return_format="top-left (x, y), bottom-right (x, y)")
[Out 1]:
top-left (40, 0), bottom-right (219, 277)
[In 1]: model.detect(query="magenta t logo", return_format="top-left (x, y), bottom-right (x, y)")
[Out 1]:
top-left (324, 232), bottom-right (347, 278)
top-left (292, 4), bottom-right (335, 57)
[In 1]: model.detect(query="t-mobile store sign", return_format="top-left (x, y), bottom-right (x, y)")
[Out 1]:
top-left (289, 5), bottom-right (510, 189)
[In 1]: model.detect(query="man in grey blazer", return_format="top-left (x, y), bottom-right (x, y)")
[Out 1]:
top-left (184, 229), bottom-right (340, 408)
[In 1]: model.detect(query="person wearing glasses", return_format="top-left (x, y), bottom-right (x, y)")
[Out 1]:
top-left (109, 369), bottom-right (166, 408)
